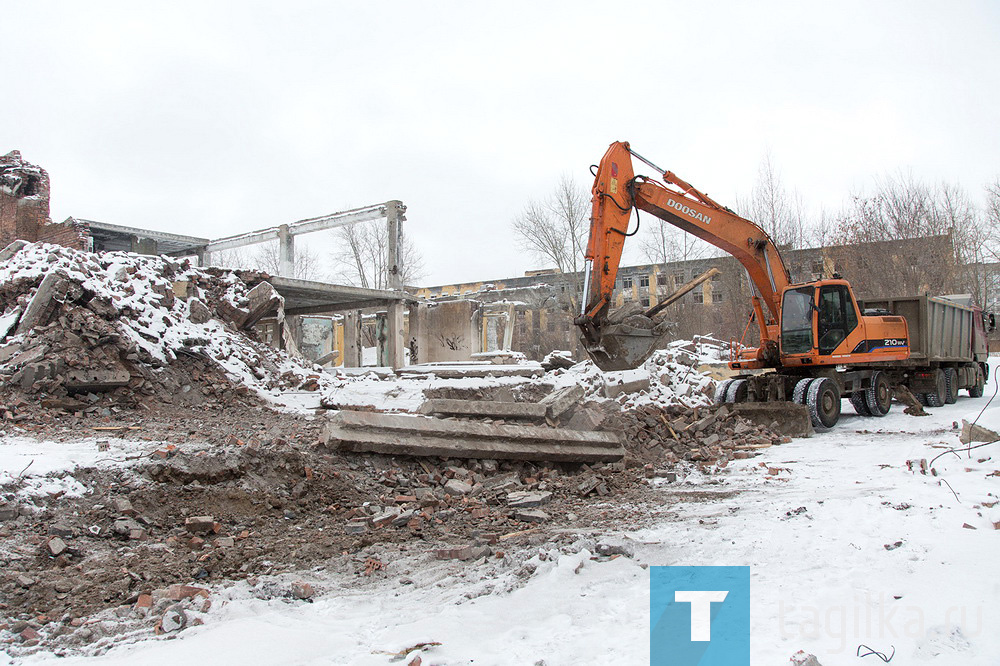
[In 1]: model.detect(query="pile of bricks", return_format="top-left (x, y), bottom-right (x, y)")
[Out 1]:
top-left (0, 241), bottom-right (323, 410)
top-left (613, 403), bottom-right (788, 467)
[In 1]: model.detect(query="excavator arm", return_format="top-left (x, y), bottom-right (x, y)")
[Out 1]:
top-left (576, 141), bottom-right (791, 370)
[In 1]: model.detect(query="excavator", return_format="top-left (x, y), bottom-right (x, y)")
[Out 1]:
top-left (575, 141), bottom-right (985, 430)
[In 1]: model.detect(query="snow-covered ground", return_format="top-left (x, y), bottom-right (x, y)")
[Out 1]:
top-left (5, 383), bottom-right (999, 664)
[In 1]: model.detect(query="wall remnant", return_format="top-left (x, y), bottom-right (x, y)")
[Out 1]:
top-left (1, 150), bottom-right (88, 250)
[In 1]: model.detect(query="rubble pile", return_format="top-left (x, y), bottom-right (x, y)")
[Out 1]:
top-left (611, 403), bottom-right (788, 467)
top-left (0, 242), bottom-right (326, 412)
top-left (0, 423), bottom-right (653, 656)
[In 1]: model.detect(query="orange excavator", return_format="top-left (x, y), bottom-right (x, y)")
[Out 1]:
top-left (576, 141), bottom-right (991, 428)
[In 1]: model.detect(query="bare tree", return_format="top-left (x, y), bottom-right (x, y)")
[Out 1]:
top-left (212, 242), bottom-right (323, 280)
top-left (511, 175), bottom-right (589, 309)
top-left (332, 220), bottom-right (425, 290)
top-left (831, 172), bottom-right (959, 298)
top-left (736, 153), bottom-right (807, 249)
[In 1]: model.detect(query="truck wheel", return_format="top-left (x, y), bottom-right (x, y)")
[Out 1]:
top-left (864, 371), bottom-right (893, 416)
top-left (968, 366), bottom-right (985, 398)
top-left (925, 369), bottom-right (947, 408)
top-left (807, 377), bottom-right (841, 429)
top-left (944, 368), bottom-right (959, 404)
top-left (725, 378), bottom-right (748, 403)
top-left (792, 378), bottom-right (813, 404)
top-left (714, 379), bottom-right (735, 404)
top-left (850, 392), bottom-right (871, 416)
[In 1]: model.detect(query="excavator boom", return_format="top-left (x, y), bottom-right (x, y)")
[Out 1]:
top-left (577, 141), bottom-right (791, 370)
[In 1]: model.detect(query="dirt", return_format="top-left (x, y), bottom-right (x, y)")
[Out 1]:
top-left (0, 398), bottom-right (711, 657)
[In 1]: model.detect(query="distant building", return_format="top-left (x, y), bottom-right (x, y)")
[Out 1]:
top-left (412, 234), bottom-right (961, 361)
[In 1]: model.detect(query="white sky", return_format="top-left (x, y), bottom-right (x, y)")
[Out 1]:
top-left (3, 1), bottom-right (999, 286)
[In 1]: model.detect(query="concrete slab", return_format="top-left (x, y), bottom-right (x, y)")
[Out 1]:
top-left (64, 369), bottom-right (131, 392)
top-left (325, 410), bottom-right (624, 463)
top-left (419, 399), bottom-right (547, 420)
top-left (397, 364), bottom-right (544, 379)
top-left (540, 385), bottom-right (585, 420)
top-left (243, 281), bottom-right (282, 329)
top-left (0, 240), bottom-right (30, 263)
top-left (16, 273), bottom-right (70, 335)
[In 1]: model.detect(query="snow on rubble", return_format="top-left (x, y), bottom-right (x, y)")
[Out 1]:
top-left (319, 345), bottom-right (719, 414)
top-left (0, 242), bottom-right (331, 409)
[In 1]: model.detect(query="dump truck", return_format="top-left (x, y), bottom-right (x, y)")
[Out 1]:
top-left (851, 294), bottom-right (991, 407)
top-left (575, 140), bottom-right (994, 429)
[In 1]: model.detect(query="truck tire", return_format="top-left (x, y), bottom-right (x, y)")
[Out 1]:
top-left (916, 392), bottom-right (929, 406)
top-left (925, 369), bottom-right (947, 408)
top-left (792, 378), bottom-right (813, 405)
top-left (850, 392), bottom-right (871, 416)
top-left (725, 378), bottom-right (748, 403)
top-left (807, 377), bottom-right (841, 429)
top-left (968, 366), bottom-right (985, 398)
top-left (944, 368), bottom-right (959, 404)
top-left (864, 371), bottom-right (892, 417)
top-left (714, 379), bottom-right (735, 404)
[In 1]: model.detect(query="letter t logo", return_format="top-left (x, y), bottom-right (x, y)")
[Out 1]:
top-left (674, 590), bottom-right (729, 641)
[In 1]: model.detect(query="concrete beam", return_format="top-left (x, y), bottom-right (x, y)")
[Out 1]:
top-left (325, 410), bottom-right (624, 463)
top-left (204, 204), bottom-right (390, 254)
top-left (420, 399), bottom-right (547, 420)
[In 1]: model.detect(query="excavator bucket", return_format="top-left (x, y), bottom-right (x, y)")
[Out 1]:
top-left (581, 314), bottom-right (673, 372)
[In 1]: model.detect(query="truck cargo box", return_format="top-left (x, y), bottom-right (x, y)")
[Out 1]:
top-left (857, 295), bottom-right (986, 363)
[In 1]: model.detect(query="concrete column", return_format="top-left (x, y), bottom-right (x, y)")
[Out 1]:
top-left (343, 310), bottom-right (362, 367)
top-left (278, 224), bottom-right (294, 278)
top-left (384, 200), bottom-right (406, 368)
top-left (195, 247), bottom-right (208, 267)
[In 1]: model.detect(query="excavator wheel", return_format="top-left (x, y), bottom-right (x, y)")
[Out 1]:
top-left (714, 379), bottom-right (735, 405)
top-left (806, 377), bottom-right (841, 429)
top-left (792, 378), bottom-right (813, 405)
top-left (850, 392), bottom-right (872, 416)
top-left (863, 371), bottom-right (892, 417)
top-left (725, 378), bottom-right (749, 403)
top-left (924, 369), bottom-right (947, 408)
top-left (944, 368), bottom-right (959, 404)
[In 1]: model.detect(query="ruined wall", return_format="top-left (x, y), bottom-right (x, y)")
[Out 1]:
top-left (0, 150), bottom-right (51, 247)
top-left (0, 151), bottom-right (90, 251)
top-left (409, 300), bottom-right (479, 364)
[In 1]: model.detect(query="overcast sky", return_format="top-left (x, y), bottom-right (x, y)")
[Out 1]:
top-left (4, 1), bottom-right (999, 286)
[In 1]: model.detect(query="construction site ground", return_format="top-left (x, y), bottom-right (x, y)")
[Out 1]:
top-left (2, 372), bottom-right (999, 664)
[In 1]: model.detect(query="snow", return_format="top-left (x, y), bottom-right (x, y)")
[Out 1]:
top-left (6, 375), bottom-right (999, 664)
top-left (0, 435), bottom-right (155, 504)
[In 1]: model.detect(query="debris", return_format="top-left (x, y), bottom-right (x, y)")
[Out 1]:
top-left (506, 491), bottom-right (552, 508)
top-left (158, 605), bottom-right (187, 633)
top-left (443, 479), bottom-right (473, 496)
top-left (894, 384), bottom-right (928, 416)
top-left (46, 537), bottom-right (68, 557)
top-left (184, 516), bottom-right (218, 534)
top-left (960, 419), bottom-right (999, 445)
top-left (513, 509), bottom-right (550, 523)
top-left (291, 581), bottom-right (315, 599)
top-left (539, 384), bottom-right (585, 420)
